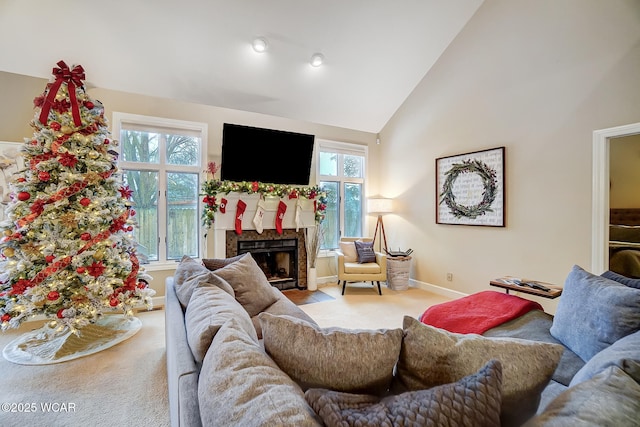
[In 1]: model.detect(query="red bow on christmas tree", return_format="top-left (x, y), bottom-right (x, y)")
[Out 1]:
top-left (38, 60), bottom-right (85, 127)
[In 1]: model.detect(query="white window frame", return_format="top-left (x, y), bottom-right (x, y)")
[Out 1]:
top-left (112, 112), bottom-right (208, 271)
top-left (316, 139), bottom-right (368, 252)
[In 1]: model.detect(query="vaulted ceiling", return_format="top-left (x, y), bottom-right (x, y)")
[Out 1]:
top-left (0, 0), bottom-right (483, 133)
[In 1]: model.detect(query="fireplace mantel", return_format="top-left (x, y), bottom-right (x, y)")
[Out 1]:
top-left (210, 193), bottom-right (317, 259)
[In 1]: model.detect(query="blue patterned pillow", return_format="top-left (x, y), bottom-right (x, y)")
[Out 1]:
top-left (551, 265), bottom-right (640, 361)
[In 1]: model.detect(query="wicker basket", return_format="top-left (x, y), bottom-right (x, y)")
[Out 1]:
top-left (386, 256), bottom-right (411, 291)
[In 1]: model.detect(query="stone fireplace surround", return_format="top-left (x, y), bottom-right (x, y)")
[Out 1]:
top-left (225, 229), bottom-right (307, 289)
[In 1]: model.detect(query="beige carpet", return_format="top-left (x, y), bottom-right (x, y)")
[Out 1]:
top-left (0, 309), bottom-right (169, 427)
top-left (0, 283), bottom-right (450, 427)
top-left (300, 283), bottom-right (452, 330)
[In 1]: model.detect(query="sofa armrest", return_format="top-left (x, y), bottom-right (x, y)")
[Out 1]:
top-left (375, 252), bottom-right (387, 270)
top-left (165, 277), bottom-right (202, 427)
top-left (335, 250), bottom-right (346, 275)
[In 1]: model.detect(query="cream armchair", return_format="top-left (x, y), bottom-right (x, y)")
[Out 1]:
top-left (335, 237), bottom-right (387, 295)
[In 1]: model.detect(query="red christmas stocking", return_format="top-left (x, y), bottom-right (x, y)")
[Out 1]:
top-left (219, 198), bottom-right (228, 214)
top-left (235, 200), bottom-right (246, 235)
top-left (275, 201), bottom-right (287, 234)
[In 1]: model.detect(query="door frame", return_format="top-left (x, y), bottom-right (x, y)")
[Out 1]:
top-left (592, 122), bottom-right (640, 273)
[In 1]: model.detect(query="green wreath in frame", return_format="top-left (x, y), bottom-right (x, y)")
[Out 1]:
top-left (440, 159), bottom-right (498, 219)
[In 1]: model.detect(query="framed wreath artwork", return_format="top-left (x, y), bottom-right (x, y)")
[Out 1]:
top-left (436, 146), bottom-right (505, 226)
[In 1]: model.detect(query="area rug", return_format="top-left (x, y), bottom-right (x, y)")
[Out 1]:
top-left (419, 290), bottom-right (543, 334)
top-left (282, 289), bottom-right (335, 305)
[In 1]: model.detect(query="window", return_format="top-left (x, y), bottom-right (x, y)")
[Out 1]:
top-left (112, 113), bottom-right (207, 266)
top-left (317, 140), bottom-right (367, 250)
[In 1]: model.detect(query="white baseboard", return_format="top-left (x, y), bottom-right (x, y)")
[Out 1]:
top-left (408, 279), bottom-right (468, 299)
top-left (319, 275), bottom-right (467, 300)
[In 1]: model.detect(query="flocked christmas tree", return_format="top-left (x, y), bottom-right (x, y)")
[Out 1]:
top-left (0, 60), bottom-right (154, 333)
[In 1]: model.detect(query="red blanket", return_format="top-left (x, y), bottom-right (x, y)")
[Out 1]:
top-left (419, 290), bottom-right (543, 334)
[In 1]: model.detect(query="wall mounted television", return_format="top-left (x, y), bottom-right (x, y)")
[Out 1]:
top-left (221, 123), bottom-right (315, 185)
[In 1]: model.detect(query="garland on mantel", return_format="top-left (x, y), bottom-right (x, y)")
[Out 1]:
top-left (201, 162), bottom-right (327, 229)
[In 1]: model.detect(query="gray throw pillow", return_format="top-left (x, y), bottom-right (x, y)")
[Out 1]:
top-left (259, 312), bottom-right (403, 395)
top-left (354, 240), bottom-right (376, 263)
top-left (198, 318), bottom-right (322, 427)
top-left (305, 359), bottom-right (503, 427)
top-left (202, 253), bottom-right (245, 271)
top-left (550, 265), bottom-right (640, 362)
top-left (173, 255), bottom-right (235, 308)
top-left (398, 316), bottom-right (563, 427)
top-left (570, 329), bottom-right (640, 387)
top-left (185, 285), bottom-right (256, 363)
top-left (213, 253), bottom-right (279, 317)
top-left (601, 269), bottom-right (640, 289)
top-left (525, 366), bottom-right (640, 427)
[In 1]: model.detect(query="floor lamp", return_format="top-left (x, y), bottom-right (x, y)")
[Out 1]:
top-left (367, 198), bottom-right (393, 253)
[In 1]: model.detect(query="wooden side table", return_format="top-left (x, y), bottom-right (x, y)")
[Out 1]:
top-left (490, 277), bottom-right (562, 299)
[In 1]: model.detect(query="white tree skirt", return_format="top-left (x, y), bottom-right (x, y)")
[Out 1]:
top-left (2, 314), bottom-right (142, 365)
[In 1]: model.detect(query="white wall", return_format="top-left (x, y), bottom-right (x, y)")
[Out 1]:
top-left (377, 0), bottom-right (640, 312)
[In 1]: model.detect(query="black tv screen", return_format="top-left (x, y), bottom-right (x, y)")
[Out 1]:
top-left (221, 123), bottom-right (315, 185)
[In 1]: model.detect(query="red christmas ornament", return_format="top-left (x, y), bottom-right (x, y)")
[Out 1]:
top-left (56, 309), bottom-right (65, 318)
top-left (17, 192), bottom-right (30, 201)
top-left (47, 291), bottom-right (60, 301)
top-left (109, 297), bottom-right (119, 307)
top-left (45, 255), bottom-right (55, 263)
top-left (1, 313), bottom-right (10, 322)
top-left (80, 197), bottom-right (91, 207)
top-left (104, 138), bottom-right (110, 145)
top-left (50, 121), bottom-right (61, 131)
top-left (76, 267), bottom-right (85, 274)
top-left (80, 233), bottom-right (91, 241)
top-left (38, 171), bottom-right (50, 182)
top-left (84, 100), bottom-right (94, 109)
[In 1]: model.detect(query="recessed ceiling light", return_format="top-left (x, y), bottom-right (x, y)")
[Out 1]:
top-left (310, 53), bottom-right (324, 67)
top-left (252, 37), bottom-right (268, 53)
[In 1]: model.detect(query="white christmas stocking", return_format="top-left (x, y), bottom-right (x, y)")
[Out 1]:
top-left (253, 198), bottom-right (266, 234)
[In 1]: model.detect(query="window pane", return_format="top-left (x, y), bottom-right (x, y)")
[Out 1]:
top-left (319, 151), bottom-right (338, 176)
top-left (124, 170), bottom-right (159, 262)
top-left (344, 154), bottom-right (363, 178)
top-left (121, 130), bottom-right (159, 163)
top-left (319, 181), bottom-right (339, 250)
top-left (166, 134), bottom-right (200, 166)
top-left (167, 172), bottom-right (199, 259)
top-left (344, 183), bottom-right (362, 237)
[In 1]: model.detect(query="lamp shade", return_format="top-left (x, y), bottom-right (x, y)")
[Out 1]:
top-left (367, 198), bottom-right (393, 214)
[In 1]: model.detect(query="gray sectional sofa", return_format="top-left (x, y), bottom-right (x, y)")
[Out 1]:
top-left (166, 256), bottom-right (640, 427)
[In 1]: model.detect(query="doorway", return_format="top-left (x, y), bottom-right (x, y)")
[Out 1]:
top-left (592, 122), bottom-right (640, 273)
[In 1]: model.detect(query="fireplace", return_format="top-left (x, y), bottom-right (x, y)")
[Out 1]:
top-left (225, 229), bottom-right (307, 290)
